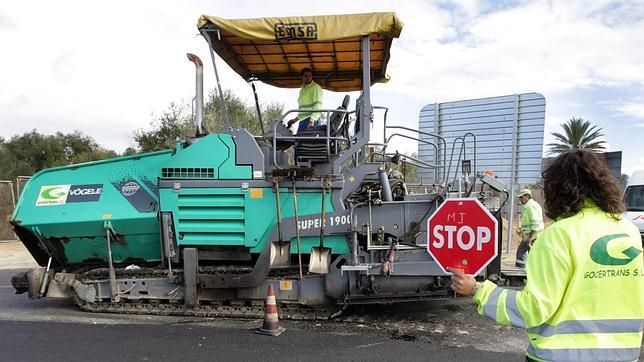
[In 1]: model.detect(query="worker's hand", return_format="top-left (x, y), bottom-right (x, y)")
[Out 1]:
top-left (448, 267), bottom-right (477, 296)
top-left (286, 118), bottom-right (298, 127)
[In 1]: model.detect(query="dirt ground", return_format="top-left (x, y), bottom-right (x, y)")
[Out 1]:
top-left (0, 240), bottom-right (38, 269)
top-left (331, 298), bottom-right (528, 353)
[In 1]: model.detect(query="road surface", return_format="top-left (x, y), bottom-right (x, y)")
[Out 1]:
top-left (0, 241), bottom-right (539, 361)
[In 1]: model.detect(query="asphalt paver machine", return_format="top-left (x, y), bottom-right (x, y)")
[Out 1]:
top-left (11, 12), bottom-right (507, 318)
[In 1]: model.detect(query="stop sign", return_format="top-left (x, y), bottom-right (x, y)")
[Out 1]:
top-left (427, 198), bottom-right (498, 275)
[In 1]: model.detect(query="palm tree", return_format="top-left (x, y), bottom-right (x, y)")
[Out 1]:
top-left (546, 117), bottom-right (606, 155)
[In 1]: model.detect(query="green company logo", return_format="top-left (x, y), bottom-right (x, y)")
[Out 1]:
top-left (590, 234), bottom-right (641, 266)
top-left (36, 185), bottom-right (70, 206)
top-left (40, 187), bottom-right (67, 200)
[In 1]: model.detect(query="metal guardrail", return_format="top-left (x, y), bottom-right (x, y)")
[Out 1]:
top-left (269, 104), bottom-right (476, 189)
top-left (271, 108), bottom-right (352, 169)
top-left (446, 132), bottom-right (477, 188)
top-left (382, 125), bottom-right (448, 186)
top-left (384, 134), bottom-right (444, 184)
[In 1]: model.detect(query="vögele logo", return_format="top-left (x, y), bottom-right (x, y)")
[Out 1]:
top-left (67, 184), bottom-right (103, 203)
top-left (69, 187), bottom-right (101, 196)
top-left (590, 234), bottom-right (642, 266)
top-left (121, 181), bottom-right (140, 197)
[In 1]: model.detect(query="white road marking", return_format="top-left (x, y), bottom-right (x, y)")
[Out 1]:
top-left (355, 342), bottom-right (384, 349)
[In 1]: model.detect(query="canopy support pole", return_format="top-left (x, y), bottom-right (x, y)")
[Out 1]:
top-left (201, 28), bottom-right (231, 131)
top-left (361, 35), bottom-right (371, 140)
top-left (250, 82), bottom-right (265, 135)
top-left (332, 35), bottom-right (372, 174)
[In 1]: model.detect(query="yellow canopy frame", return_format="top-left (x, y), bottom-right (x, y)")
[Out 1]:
top-left (197, 12), bottom-right (403, 91)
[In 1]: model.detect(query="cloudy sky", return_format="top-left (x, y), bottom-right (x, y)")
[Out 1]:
top-left (1, 0), bottom-right (643, 175)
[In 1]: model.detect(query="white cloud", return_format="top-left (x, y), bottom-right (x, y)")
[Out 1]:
top-left (0, 12), bottom-right (17, 30)
top-left (624, 157), bottom-right (644, 176)
top-left (384, 1), bottom-right (644, 102)
top-left (51, 52), bottom-right (76, 84)
top-left (1, 0), bottom-right (643, 172)
top-left (599, 98), bottom-right (644, 121)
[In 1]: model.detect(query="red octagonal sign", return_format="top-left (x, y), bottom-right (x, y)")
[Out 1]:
top-left (427, 198), bottom-right (498, 275)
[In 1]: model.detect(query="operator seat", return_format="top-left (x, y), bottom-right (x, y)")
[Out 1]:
top-left (262, 120), bottom-right (295, 150)
top-left (295, 95), bottom-right (350, 163)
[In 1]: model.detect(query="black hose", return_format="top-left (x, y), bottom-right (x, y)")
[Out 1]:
top-left (465, 177), bottom-right (477, 197)
top-left (399, 194), bottom-right (443, 244)
top-left (494, 190), bottom-right (510, 217)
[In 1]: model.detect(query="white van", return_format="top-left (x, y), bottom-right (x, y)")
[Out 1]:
top-left (624, 170), bottom-right (644, 245)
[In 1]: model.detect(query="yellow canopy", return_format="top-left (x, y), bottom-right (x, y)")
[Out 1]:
top-left (197, 12), bottom-right (403, 91)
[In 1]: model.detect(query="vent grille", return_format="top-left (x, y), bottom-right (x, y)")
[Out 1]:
top-left (176, 192), bottom-right (245, 245)
top-left (162, 168), bottom-right (214, 179)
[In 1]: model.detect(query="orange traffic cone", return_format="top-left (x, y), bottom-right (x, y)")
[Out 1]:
top-left (255, 284), bottom-right (286, 336)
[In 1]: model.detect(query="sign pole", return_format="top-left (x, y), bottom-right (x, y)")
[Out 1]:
top-left (506, 94), bottom-right (520, 254)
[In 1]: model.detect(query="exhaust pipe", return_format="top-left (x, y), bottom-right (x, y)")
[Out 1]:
top-left (186, 53), bottom-right (204, 136)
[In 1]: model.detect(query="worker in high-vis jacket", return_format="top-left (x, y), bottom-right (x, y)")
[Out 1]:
top-left (287, 67), bottom-right (323, 134)
top-left (450, 150), bottom-right (644, 362)
top-left (516, 188), bottom-right (544, 268)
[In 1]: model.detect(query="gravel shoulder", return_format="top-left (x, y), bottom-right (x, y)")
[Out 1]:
top-left (0, 240), bottom-right (38, 269)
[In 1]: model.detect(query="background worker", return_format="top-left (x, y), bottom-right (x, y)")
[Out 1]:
top-left (516, 188), bottom-right (544, 268)
top-left (286, 68), bottom-right (323, 134)
top-left (450, 150), bottom-right (643, 362)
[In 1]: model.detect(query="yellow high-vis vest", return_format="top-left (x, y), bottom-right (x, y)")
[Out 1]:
top-left (521, 198), bottom-right (544, 238)
top-left (474, 201), bottom-right (644, 361)
top-left (297, 80), bottom-right (323, 121)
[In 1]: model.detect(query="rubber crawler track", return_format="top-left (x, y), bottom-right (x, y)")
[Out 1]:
top-left (76, 300), bottom-right (335, 321)
top-left (72, 268), bottom-right (526, 321)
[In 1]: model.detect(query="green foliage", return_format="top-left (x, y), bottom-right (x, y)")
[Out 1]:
top-left (388, 151), bottom-right (418, 183)
top-left (122, 147), bottom-right (138, 156)
top-left (0, 89), bottom-right (284, 181)
top-left (203, 89), bottom-right (284, 135)
top-left (133, 89), bottom-right (284, 151)
top-left (546, 117), bottom-right (606, 155)
top-left (0, 130), bottom-right (117, 180)
top-left (404, 153), bottom-right (418, 183)
top-left (261, 102), bottom-right (287, 131)
top-left (133, 102), bottom-right (194, 153)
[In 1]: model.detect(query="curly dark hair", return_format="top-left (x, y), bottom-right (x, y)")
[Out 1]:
top-left (542, 150), bottom-right (625, 220)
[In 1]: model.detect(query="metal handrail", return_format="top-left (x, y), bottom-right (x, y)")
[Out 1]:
top-left (445, 132), bottom-right (477, 187)
top-left (374, 106), bottom-right (389, 141)
top-left (362, 142), bottom-right (388, 164)
top-left (271, 108), bottom-right (352, 169)
top-left (384, 134), bottom-right (443, 184)
top-left (382, 126), bottom-right (448, 184)
top-left (377, 106), bottom-right (389, 144)
top-left (385, 133), bottom-right (439, 165)
top-left (384, 153), bottom-right (440, 170)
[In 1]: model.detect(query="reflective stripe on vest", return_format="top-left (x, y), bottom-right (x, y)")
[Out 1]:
top-left (528, 319), bottom-right (644, 337)
top-left (527, 319), bottom-right (644, 361)
top-left (505, 290), bottom-right (526, 328)
top-left (482, 288), bottom-right (528, 329)
top-left (527, 345), bottom-right (641, 361)
top-left (483, 287), bottom-right (503, 321)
